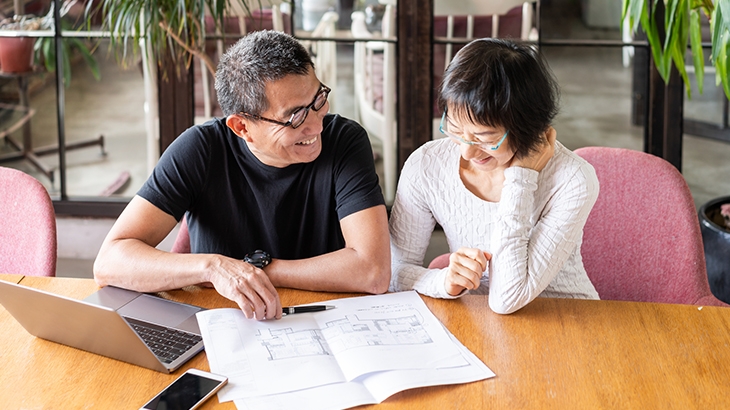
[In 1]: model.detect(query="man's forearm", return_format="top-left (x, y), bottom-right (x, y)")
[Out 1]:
top-left (265, 247), bottom-right (390, 294)
top-left (93, 239), bottom-right (214, 292)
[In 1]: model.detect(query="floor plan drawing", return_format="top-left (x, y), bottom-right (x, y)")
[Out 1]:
top-left (256, 311), bottom-right (434, 361)
top-left (198, 291), bottom-right (494, 403)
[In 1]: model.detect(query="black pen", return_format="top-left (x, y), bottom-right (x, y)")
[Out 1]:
top-left (281, 305), bottom-right (335, 316)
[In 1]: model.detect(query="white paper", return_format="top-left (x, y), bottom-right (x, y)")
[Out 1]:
top-left (196, 291), bottom-right (495, 407)
top-left (233, 327), bottom-right (495, 410)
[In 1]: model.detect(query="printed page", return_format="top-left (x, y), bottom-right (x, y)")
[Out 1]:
top-left (197, 308), bottom-right (347, 401)
top-left (232, 328), bottom-right (495, 410)
top-left (362, 326), bottom-right (496, 402)
top-left (197, 291), bottom-right (477, 403)
top-left (234, 381), bottom-right (377, 410)
top-left (310, 291), bottom-right (467, 380)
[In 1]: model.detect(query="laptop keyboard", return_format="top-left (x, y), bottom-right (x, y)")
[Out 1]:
top-left (125, 317), bottom-right (203, 364)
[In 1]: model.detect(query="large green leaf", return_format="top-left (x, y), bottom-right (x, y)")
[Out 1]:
top-left (641, 0), bottom-right (672, 81)
top-left (623, 0), bottom-right (646, 34)
top-left (90, 0), bottom-right (263, 76)
top-left (716, 30), bottom-right (730, 99)
top-left (70, 37), bottom-right (101, 81)
top-left (689, 8), bottom-right (705, 94)
top-left (713, 0), bottom-right (730, 99)
top-left (626, 0), bottom-right (730, 100)
top-left (666, 0), bottom-right (692, 96)
top-left (33, 9), bottom-right (100, 88)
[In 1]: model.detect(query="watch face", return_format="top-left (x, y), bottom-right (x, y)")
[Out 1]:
top-left (245, 250), bottom-right (271, 268)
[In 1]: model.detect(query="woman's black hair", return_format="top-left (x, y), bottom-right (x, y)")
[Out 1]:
top-left (438, 38), bottom-right (560, 158)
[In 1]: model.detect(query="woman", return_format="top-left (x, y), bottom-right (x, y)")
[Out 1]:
top-left (389, 38), bottom-right (599, 314)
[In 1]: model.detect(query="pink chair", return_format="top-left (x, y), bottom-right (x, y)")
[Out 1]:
top-left (170, 216), bottom-right (190, 254)
top-left (0, 166), bottom-right (56, 277)
top-left (575, 146), bottom-right (728, 307)
top-left (428, 253), bottom-right (451, 270)
top-left (428, 147), bottom-right (728, 307)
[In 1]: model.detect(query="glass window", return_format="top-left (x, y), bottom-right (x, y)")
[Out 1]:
top-left (293, 0), bottom-right (399, 203)
top-left (0, 1), bottom-right (400, 214)
top-left (430, 0), bottom-right (730, 208)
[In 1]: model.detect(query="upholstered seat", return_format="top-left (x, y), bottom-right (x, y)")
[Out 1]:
top-left (429, 147), bottom-right (728, 307)
top-left (575, 146), bottom-right (728, 306)
top-left (0, 166), bottom-right (57, 277)
top-left (171, 216), bottom-right (191, 254)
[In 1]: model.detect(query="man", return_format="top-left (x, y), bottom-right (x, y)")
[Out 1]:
top-left (94, 31), bottom-right (390, 320)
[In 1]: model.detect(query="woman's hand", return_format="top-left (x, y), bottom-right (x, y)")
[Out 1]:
top-left (445, 248), bottom-right (491, 296)
top-left (510, 126), bottom-right (557, 172)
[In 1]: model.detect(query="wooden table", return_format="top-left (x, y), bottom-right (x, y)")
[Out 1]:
top-left (1, 274), bottom-right (729, 409)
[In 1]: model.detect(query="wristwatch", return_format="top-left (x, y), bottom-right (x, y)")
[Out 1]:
top-left (243, 250), bottom-right (271, 269)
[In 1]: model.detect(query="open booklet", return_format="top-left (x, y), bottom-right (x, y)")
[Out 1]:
top-left (196, 291), bottom-right (495, 409)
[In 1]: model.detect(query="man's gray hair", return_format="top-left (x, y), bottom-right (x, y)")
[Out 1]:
top-left (215, 30), bottom-right (314, 116)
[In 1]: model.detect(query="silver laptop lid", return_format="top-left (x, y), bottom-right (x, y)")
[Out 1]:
top-left (84, 285), bottom-right (203, 334)
top-left (0, 281), bottom-right (203, 373)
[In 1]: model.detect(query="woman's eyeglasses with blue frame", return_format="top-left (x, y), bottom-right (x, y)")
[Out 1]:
top-left (439, 111), bottom-right (508, 151)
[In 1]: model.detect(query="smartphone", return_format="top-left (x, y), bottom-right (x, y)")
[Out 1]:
top-left (140, 368), bottom-right (228, 410)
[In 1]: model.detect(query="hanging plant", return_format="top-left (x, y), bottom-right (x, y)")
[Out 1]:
top-left (84, 0), bottom-right (264, 77)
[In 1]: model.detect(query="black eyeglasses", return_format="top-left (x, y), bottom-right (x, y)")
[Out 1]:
top-left (239, 83), bottom-right (331, 129)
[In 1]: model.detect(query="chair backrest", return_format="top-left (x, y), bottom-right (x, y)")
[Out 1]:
top-left (0, 167), bottom-right (57, 277)
top-left (428, 253), bottom-right (451, 270)
top-left (351, 2), bottom-right (397, 203)
top-left (171, 216), bottom-right (191, 254)
top-left (574, 147), bottom-right (728, 306)
top-left (434, 0), bottom-right (537, 68)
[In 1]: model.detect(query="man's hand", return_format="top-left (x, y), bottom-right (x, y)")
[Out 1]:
top-left (510, 126), bottom-right (557, 172)
top-left (445, 248), bottom-right (491, 296)
top-left (207, 256), bottom-right (282, 320)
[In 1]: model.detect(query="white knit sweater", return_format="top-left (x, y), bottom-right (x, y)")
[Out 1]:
top-left (389, 138), bottom-right (600, 314)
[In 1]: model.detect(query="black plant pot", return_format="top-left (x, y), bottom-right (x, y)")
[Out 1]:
top-left (699, 196), bottom-right (730, 304)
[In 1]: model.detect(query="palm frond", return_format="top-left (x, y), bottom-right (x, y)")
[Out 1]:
top-left (89, 0), bottom-right (263, 77)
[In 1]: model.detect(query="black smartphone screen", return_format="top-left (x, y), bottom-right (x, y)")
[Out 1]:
top-left (143, 372), bottom-right (223, 410)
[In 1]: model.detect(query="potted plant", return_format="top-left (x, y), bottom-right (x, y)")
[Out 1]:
top-left (624, 1), bottom-right (730, 303)
top-left (83, 0), bottom-right (264, 77)
top-left (0, 14), bottom-right (42, 73)
top-left (0, 1), bottom-right (99, 84)
top-left (699, 197), bottom-right (730, 303)
top-left (81, 1), bottom-right (272, 165)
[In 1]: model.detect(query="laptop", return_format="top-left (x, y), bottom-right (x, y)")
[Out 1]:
top-left (0, 280), bottom-right (205, 373)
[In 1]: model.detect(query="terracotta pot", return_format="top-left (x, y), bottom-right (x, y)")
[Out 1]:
top-left (699, 195), bottom-right (730, 304)
top-left (0, 36), bottom-right (35, 73)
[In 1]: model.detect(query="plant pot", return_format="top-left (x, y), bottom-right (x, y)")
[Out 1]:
top-left (0, 36), bottom-right (35, 73)
top-left (699, 195), bottom-right (730, 304)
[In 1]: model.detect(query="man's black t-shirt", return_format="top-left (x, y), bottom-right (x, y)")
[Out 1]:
top-left (138, 114), bottom-right (384, 260)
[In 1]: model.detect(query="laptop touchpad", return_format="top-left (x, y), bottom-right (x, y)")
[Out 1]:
top-left (117, 294), bottom-right (202, 328)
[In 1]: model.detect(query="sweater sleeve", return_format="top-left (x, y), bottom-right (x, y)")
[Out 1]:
top-left (388, 148), bottom-right (457, 299)
top-left (488, 163), bottom-right (599, 314)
